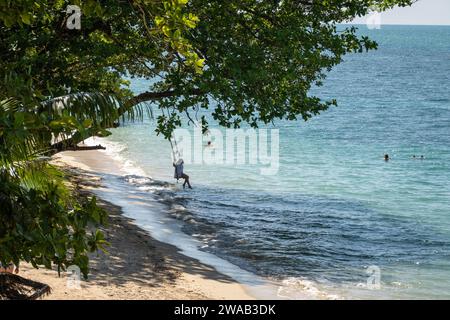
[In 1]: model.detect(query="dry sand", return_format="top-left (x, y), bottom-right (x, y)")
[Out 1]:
top-left (19, 150), bottom-right (254, 300)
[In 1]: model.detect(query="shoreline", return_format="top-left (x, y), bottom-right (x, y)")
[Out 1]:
top-left (20, 150), bottom-right (254, 300)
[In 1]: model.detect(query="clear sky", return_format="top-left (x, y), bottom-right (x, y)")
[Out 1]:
top-left (351, 0), bottom-right (450, 25)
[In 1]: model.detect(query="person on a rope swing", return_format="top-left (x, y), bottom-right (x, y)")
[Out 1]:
top-left (173, 158), bottom-right (192, 189)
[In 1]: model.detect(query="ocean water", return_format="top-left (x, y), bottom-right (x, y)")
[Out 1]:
top-left (91, 26), bottom-right (450, 299)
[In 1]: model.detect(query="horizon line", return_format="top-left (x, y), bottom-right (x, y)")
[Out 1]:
top-left (341, 23), bottom-right (450, 27)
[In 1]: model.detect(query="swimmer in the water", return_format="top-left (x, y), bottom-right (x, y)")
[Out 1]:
top-left (384, 154), bottom-right (390, 161)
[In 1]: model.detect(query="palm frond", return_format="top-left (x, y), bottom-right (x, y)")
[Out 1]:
top-left (0, 98), bottom-right (44, 166)
top-left (44, 92), bottom-right (154, 124)
top-left (43, 92), bottom-right (122, 128)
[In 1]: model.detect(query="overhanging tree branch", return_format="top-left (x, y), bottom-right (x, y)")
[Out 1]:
top-left (121, 88), bottom-right (204, 110)
top-left (50, 88), bottom-right (204, 153)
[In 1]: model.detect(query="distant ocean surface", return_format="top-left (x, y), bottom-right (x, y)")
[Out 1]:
top-left (93, 26), bottom-right (450, 299)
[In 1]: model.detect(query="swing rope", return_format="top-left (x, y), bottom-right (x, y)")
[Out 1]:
top-left (169, 135), bottom-right (181, 162)
top-left (162, 108), bottom-right (181, 162)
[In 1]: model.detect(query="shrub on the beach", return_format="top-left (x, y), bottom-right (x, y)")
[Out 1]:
top-left (0, 96), bottom-right (110, 277)
top-left (0, 168), bottom-right (108, 277)
top-left (0, 97), bottom-right (109, 278)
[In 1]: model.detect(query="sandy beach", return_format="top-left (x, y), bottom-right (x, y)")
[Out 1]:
top-left (19, 150), bottom-right (253, 300)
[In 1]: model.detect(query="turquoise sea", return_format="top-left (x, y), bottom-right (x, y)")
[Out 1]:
top-left (93, 26), bottom-right (450, 299)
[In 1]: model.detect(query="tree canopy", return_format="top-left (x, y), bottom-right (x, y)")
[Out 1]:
top-left (1, 0), bottom-right (415, 138)
top-left (0, 0), bottom-right (414, 276)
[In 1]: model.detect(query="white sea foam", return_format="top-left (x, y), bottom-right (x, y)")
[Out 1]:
top-left (277, 277), bottom-right (341, 300)
top-left (84, 137), bottom-right (147, 177)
